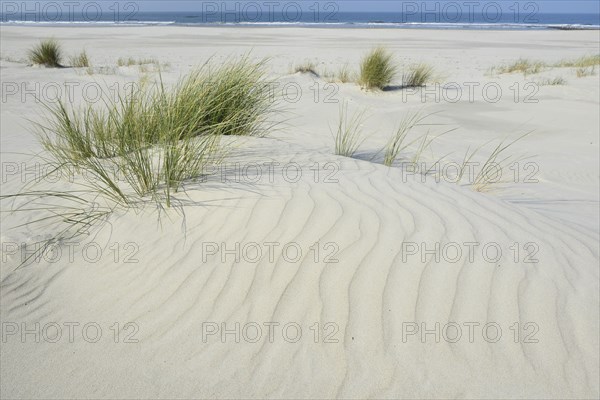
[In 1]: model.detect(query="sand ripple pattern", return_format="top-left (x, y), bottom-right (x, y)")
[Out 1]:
top-left (1, 149), bottom-right (598, 399)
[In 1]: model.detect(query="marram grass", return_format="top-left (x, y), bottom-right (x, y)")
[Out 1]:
top-left (496, 59), bottom-right (545, 76)
top-left (196, 58), bottom-right (278, 136)
top-left (457, 132), bottom-right (534, 192)
top-left (491, 55), bottom-right (599, 77)
top-left (383, 112), bottom-right (429, 167)
top-left (332, 101), bottom-right (367, 157)
top-left (337, 64), bottom-right (352, 83)
top-left (538, 77), bottom-right (566, 86)
top-left (402, 64), bottom-right (434, 87)
top-left (70, 50), bottom-right (90, 68)
top-left (554, 54), bottom-right (600, 68)
top-left (294, 61), bottom-right (318, 75)
top-left (35, 57), bottom-right (279, 207)
top-left (117, 57), bottom-right (159, 67)
top-left (576, 67), bottom-right (596, 78)
top-left (28, 39), bottom-right (63, 67)
top-left (382, 111), bottom-right (453, 168)
top-left (359, 47), bottom-right (397, 90)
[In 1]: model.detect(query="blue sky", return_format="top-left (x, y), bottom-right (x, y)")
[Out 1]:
top-left (132, 1), bottom-right (599, 14)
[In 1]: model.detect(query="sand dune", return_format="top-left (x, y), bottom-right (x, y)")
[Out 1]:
top-left (1, 26), bottom-right (599, 399)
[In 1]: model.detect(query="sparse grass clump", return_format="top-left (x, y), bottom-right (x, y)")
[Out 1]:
top-left (28, 39), bottom-right (63, 67)
top-left (359, 47), bottom-right (397, 90)
top-left (70, 50), bottom-right (90, 68)
top-left (457, 132), bottom-right (533, 192)
top-left (322, 70), bottom-right (336, 83)
top-left (382, 112), bottom-right (453, 168)
top-left (555, 54), bottom-right (600, 68)
top-left (493, 55), bottom-right (600, 77)
top-left (36, 57), bottom-right (278, 207)
top-left (117, 57), bottom-right (159, 67)
top-left (83, 66), bottom-right (117, 76)
top-left (337, 64), bottom-right (352, 83)
top-left (496, 58), bottom-right (545, 76)
top-left (294, 61), bottom-right (318, 75)
top-left (117, 57), bottom-right (134, 66)
top-left (538, 77), bottom-right (566, 86)
top-left (402, 64), bottom-right (434, 87)
top-left (332, 101), bottom-right (367, 157)
top-left (383, 112), bottom-right (428, 167)
top-left (576, 66), bottom-right (596, 77)
top-left (323, 65), bottom-right (354, 83)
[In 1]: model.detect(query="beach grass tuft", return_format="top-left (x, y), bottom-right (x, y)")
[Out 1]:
top-left (383, 112), bottom-right (430, 167)
top-left (332, 101), bottom-right (367, 157)
top-left (576, 66), bottom-right (596, 77)
top-left (496, 58), bottom-right (545, 76)
top-left (359, 47), bottom-right (397, 90)
top-left (467, 132), bottom-right (533, 192)
top-left (538, 77), bottom-right (566, 86)
top-left (294, 61), bottom-right (319, 75)
top-left (28, 38), bottom-right (63, 67)
top-left (117, 57), bottom-right (159, 67)
top-left (337, 64), bottom-right (353, 83)
top-left (70, 50), bottom-right (90, 68)
top-left (323, 65), bottom-right (354, 83)
top-left (402, 64), bottom-right (434, 87)
top-left (35, 57), bottom-right (278, 207)
top-left (555, 54), bottom-right (600, 68)
top-left (493, 55), bottom-right (600, 77)
top-left (382, 112), bottom-right (453, 168)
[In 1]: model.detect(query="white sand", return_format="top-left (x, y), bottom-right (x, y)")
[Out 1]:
top-left (1, 26), bottom-right (599, 399)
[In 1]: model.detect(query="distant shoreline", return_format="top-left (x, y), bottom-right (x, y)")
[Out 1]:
top-left (1, 22), bottom-right (599, 31)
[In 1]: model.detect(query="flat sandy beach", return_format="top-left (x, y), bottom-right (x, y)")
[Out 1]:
top-left (1, 26), bottom-right (599, 399)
